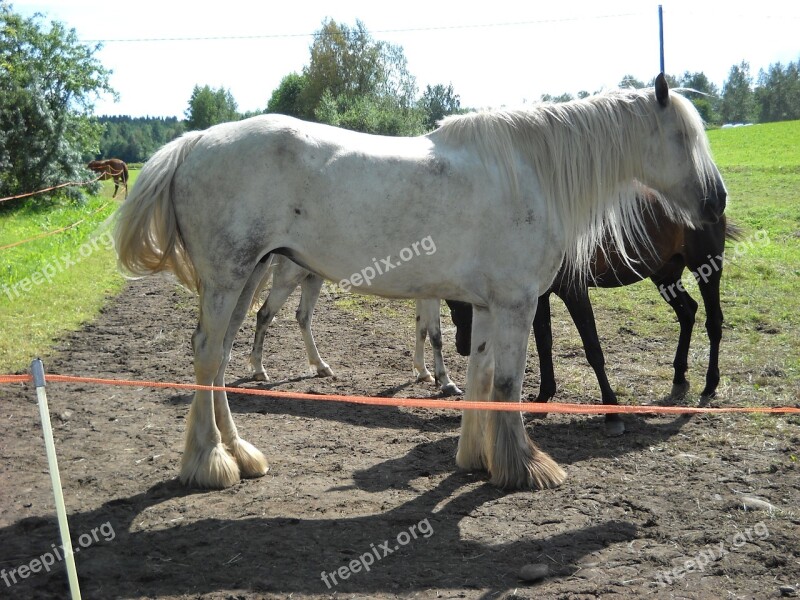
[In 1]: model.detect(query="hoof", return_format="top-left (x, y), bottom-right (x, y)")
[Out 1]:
top-left (229, 437), bottom-right (269, 479)
top-left (440, 382), bottom-right (463, 396)
top-left (489, 444), bottom-right (566, 490)
top-left (416, 372), bottom-right (435, 384)
top-left (315, 364), bottom-right (335, 378)
top-left (251, 371), bottom-right (269, 382)
top-left (180, 443), bottom-right (240, 489)
top-left (604, 418), bottom-right (625, 437)
top-left (670, 381), bottom-right (690, 401)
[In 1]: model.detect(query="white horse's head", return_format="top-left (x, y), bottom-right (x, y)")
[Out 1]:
top-left (639, 74), bottom-right (727, 222)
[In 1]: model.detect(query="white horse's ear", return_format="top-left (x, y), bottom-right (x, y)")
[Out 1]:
top-left (655, 73), bottom-right (669, 107)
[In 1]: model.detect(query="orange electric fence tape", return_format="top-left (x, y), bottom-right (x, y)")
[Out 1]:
top-left (2, 373), bottom-right (799, 415)
top-left (0, 201), bottom-right (112, 252)
top-left (0, 173), bottom-right (106, 204)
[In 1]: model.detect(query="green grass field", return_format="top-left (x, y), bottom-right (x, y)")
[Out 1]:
top-left (0, 121), bottom-right (798, 408)
top-left (0, 176), bottom-right (136, 372)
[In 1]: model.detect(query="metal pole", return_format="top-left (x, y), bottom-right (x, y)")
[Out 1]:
top-left (32, 359), bottom-right (82, 600)
top-left (659, 5), bottom-right (665, 73)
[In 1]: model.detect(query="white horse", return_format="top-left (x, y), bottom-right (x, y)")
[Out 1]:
top-left (114, 74), bottom-right (726, 490)
top-left (248, 255), bottom-right (462, 395)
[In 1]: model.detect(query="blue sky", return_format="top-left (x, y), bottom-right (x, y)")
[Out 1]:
top-left (17, 0), bottom-right (800, 118)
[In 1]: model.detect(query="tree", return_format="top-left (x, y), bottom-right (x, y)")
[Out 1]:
top-left (619, 75), bottom-right (646, 89)
top-left (297, 19), bottom-right (419, 134)
top-left (418, 83), bottom-right (461, 130)
top-left (754, 60), bottom-right (800, 123)
top-left (185, 85), bottom-right (238, 131)
top-left (720, 61), bottom-right (755, 123)
top-left (679, 71), bottom-right (720, 125)
top-left (0, 3), bottom-right (114, 203)
top-left (266, 72), bottom-right (307, 118)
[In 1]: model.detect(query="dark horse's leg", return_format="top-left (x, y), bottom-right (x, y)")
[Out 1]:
top-left (696, 266), bottom-right (723, 398)
top-left (554, 286), bottom-right (625, 436)
top-left (532, 291), bottom-right (556, 402)
top-left (651, 271), bottom-right (698, 400)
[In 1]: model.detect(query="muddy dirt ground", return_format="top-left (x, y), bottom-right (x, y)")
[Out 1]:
top-left (1, 275), bottom-right (798, 599)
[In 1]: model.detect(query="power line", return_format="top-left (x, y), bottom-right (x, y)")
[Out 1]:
top-left (80, 13), bottom-right (644, 44)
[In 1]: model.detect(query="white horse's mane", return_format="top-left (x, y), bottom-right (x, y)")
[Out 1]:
top-left (430, 87), bottom-right (716, 281)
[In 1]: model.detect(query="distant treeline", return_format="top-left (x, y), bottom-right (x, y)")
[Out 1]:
top-left (96, 58), bottom-right (800, 165)
top-left (95, 115), bottom-right (185, 165)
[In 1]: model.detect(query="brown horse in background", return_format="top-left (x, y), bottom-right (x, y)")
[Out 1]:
top-left (446, 190), bottom-right (741, 436)
top-left (87, 158), bottom-right (129, 198)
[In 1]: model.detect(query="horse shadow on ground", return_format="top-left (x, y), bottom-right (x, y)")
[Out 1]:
top-left (0, 472), bottom-right (638, 599)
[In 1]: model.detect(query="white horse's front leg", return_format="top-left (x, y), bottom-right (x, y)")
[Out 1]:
top-left (456, 306), bottom-right (494, 471)
top-left (485, 299), bottom-right (566, 490)
top-left (412, 301), bottom-right (435, 384)
top-left (425, 300), bottom-right (462, 395)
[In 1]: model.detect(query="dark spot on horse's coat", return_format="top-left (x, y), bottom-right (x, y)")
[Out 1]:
top-left (415, 315), bottom-right (420, 322)
top-left (477, 342), bottom-right (486, 353)
top-left (294, 208), bottom-right (301, 215)
top-left (430, 332), bottom-right (443, 349)
top-left (494, 377), bottom-right (515, 398)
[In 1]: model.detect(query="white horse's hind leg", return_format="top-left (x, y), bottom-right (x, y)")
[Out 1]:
top-left (181, 287), bottom-right (244, 489)
top-left (215, 262), bottom-right (271, 479)
top-left (456, 306), bottom-right (494, 471)
top-left (297, 274), bottom-right (334, 377)
top-left (485, 301), bottom-right (566, 490)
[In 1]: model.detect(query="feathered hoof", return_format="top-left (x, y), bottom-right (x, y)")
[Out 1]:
top-left (180, 443), bottom-right (240, 489)
top-left (229, 437), bottom-right (269, 478)
top-left (489, 441), bottom-right (566, 491)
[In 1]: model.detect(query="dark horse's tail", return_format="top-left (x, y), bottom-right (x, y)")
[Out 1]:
top-left (725, 217), bottom-right (744, 242)
top-left (120, 161), bottom-right (129, 184)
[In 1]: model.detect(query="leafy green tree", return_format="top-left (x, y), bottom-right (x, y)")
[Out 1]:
top-left (418, 83), bottom-right (461, 130)
top-left (185, 84), bottom-right (238, 131)
top-left (721, 61), bottom-right (755, 123)
top-left (679, 71), bottom-right (720, 125)
top-left (297, 19), bottom-right (418, 134)
top-left (0, 3), bottom-right (114, 204)
top-left (266, 72), bottom-right (307, 118)
top-left (619, 75), bottom-right (646, 89)
top-left (755, 60), bottom-right (800, 123)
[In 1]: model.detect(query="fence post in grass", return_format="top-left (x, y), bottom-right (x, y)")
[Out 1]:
top-left (31, 358), bottom-right (82, 600)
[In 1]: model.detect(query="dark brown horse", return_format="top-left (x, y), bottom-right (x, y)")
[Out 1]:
top-left (446, 192), bottom-right (742, 436)
top-left (87, 158), bottom-right (129, 198)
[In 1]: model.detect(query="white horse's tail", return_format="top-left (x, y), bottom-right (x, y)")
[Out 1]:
top-left (114, 131), bottom-right (205, 293)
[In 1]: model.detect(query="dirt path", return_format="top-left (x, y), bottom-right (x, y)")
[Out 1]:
top-left (1, 276), bottom-right (797, 599)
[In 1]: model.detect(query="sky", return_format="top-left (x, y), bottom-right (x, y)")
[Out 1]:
top-left (15, 0), bottom-right (800, 119)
